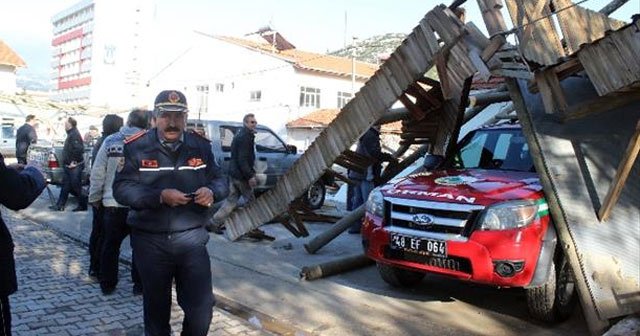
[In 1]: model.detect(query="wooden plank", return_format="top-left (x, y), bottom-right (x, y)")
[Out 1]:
top-left (409, 83), bottom-right (442, 108)
top-left (480, 35), bottom-right (506, 61)
top-left (491, 68), bottom-right (534, 80)
top-left (563, 89), bottom-right (640, 122)
top-left (534, 69), bottom-right (567, 115)
top-left (505, 0), bottom-right (564, 66)
top-left (554, 0), bottom-right (627, 55)
top-left (598, 120), bottom-right (640, 221)
top-left (399, 93), bottom-right (427, 120)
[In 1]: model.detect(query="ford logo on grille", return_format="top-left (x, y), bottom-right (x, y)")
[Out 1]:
top-left (412, 214), bottom-right (435, 226)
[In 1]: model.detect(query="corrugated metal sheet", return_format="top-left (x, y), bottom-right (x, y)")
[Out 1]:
top-left (515, 76), bottom-right (640, 329)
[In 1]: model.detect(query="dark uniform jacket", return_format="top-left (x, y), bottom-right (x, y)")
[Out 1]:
top-left (229, 126), bottom-right (255, 181)
top-left (113, 129), bottom-right (228, 233)
top-left (348, 128), bottom-right (394, 181)
top-left (62, 127), bottom-right (85, 166)
top-left (15, 123), bottom-right (37, 160)
top-left (0, 153), bottom-right (46, 296)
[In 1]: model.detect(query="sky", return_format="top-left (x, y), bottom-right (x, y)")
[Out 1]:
top-left (0, 0), bottom-right (637, 78)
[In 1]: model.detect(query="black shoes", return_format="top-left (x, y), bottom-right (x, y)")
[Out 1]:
top-left (101, 286), bottom-right (115, 295)
top-left (72, 206), bottom-right (88, 212)
top-left (133, 284), bottom-right (143, 296)
top-left (49, 205), bottom-right (64, 211)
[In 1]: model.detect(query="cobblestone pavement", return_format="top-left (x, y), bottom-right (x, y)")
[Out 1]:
top-left (4, 210), bottom-right (270, 336)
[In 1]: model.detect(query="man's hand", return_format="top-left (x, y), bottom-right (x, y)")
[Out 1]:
top-left (248, 176), bottom-right (257, 188)
top-left (160, 189), bottom-right (192, 207)
top-left (193, 187), bottom-right (214, 208)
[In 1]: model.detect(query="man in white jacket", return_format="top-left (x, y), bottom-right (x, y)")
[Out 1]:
top-left (89, 109), bottom-right (151, 295)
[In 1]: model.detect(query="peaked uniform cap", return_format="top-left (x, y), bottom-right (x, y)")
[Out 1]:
top-left (154, 90), bottom-right (188, 112)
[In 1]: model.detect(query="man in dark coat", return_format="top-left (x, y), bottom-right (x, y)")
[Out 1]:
top-left (347, 125), bottom-right (396, 233)
top-left (50, 117), bottom-right (88, 211)
top-left (113, 90), bottom-right (227, 335)
top-left (0, 153), bottom-right (46, 335)
top-left (212, 113), bottom-right (258, 225)
top-left (15, 115), bottom-right (38, 164)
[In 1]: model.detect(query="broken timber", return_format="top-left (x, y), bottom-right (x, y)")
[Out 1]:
top-left (224, 5), bottom-right (481, 240)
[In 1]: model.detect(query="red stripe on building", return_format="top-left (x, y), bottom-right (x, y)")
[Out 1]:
top-left (52, 28), bottom-right (84, 46)
top-left (58, 77), bottom-right (91, 90)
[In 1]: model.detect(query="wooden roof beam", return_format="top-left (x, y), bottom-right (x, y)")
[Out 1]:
top-left (598, 120), bottom-right (640, 221)
top-left (599, 0), bottom-right (631, 16)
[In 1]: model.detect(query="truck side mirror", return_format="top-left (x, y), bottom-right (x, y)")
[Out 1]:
top-left (286, 144), bottom-right (297, 154)
top-left (423, 154), bottom-right (444, 170)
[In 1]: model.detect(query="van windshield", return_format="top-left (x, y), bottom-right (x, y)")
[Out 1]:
top-left (452, 129), bottom-right (534, 172)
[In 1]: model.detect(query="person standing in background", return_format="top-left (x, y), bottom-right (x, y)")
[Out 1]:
top-left (88, 114), bottom-right (123, 280)
top-left (347, 125), bottom-right (396, 234)
top-left (49, 117), bottom-right (87, 212)
top-left (15, 115), bottom-right (38, 165)
top-left (89, 110), bottom-right (148, 295)
top-left (0, 153), bottom-right (46, 335)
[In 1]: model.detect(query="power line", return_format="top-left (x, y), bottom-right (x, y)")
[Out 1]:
top-left (497, 0), bottom-right (592, 37)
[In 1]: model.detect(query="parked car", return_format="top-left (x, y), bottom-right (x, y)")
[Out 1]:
top-left (361, 122), bottom-right (577, 322)
top-left (0, 118), bottom-right (17, 157)
top-left (27, 140), bottom-right (92, 186)
top-left (28, 119), bottom-right (331, 209)
top-left (188, 119), bottom-right (332, 209)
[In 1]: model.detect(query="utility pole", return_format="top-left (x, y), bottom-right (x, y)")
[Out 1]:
top-left (351, 36), bottom-right (358, 96)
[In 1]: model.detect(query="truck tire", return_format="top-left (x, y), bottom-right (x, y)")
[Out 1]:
top-left (377, 262), bottom-right (425, 287)
top-left (525, 251), bottom-right (577, 322)
top-left (304, 181), bottom-right (326, 210)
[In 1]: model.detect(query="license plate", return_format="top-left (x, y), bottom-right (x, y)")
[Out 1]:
top-left (390, 233), bottom-right (447, 257)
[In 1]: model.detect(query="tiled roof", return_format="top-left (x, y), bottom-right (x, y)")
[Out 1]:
top-left (212, 35), bottom-right (378, 79)
top-left (287, 108), bottom-right (403, 134)
top-left (0, 39), bottom-right (26, 68)
top-left (286, 108), bottom-right (339, 128)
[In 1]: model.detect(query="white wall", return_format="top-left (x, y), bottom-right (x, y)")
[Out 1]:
top-left (0, 65), bottom-right (17, 93)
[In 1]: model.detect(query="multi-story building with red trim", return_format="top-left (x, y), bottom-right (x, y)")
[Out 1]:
top-left (51, 0), bottom-right (152, 108)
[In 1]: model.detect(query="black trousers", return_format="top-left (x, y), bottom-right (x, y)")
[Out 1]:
top-left (57, 164), bottom-right (87, 208)
top-left (131, 227), bottom-right (214, 336)
top-left (0, 295), bottom-right (10, 336)
top-left (89, 205), bottom-right (105, 276)
top-left (100, 207), bottom-right (140, 290)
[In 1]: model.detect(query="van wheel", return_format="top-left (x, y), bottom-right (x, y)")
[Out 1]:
top-left (526, 251), bottom-right (577, 322)
top-left (377, 263), bottom-right (425, 287)
top-left (304, 181), bottom-right (325, 210)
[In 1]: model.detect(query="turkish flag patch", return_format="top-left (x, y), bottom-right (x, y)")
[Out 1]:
top-left (187, 157), bottom-right (204, 167)
top-left (141, 159), bottom-right (159, 168)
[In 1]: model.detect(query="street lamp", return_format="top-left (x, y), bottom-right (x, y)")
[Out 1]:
top-left (351, 36), bottom-right (359, 96)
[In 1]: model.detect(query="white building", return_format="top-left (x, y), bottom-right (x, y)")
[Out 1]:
top-left (50, 0), bottom-right (153, 109)
top-left (0, 39), bottom-right (26, 94)
top-left (147, 30), bottom-right (378, 139)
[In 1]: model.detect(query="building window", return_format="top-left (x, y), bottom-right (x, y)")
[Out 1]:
top-left (337, 91), bottom-right (352, 109)
top-left (215, 83), bottom-right (224, 92)
top-left (300, 87), bottom-right (321, 108)
top-left (196, 84), bottom-right (209, 93)
top-left (250, 90), bottom-right (262, 102)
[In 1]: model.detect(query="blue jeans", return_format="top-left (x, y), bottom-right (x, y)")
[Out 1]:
top-left (57, 164), bottom-right (87, 208)
top-left (350, 180), bottom-right (374, 231)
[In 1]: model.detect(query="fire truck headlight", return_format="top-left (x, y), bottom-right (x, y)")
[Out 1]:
top-left (365, 188), bottom-right (384, 217)
top-left (479, 200), bottom-right (539, 230)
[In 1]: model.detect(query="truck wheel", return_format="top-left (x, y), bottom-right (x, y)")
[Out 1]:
top-left (304, 181), bottom-right (325, 210)
top-left (377, 262), bottom-right (425, 287)
top-left (526, 251), bottom-right (577, 322)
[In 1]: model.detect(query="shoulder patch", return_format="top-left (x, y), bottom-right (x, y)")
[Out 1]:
top-left (124, 130), bottom-right (148, 144)
top-left (189, 129), bottom-right (211, 142)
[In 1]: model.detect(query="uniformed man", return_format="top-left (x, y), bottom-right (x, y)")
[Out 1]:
top-left (113, 90), bottom-right (227, 336)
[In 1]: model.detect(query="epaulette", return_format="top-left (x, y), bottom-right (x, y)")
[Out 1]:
top-left (189, 129), bottom-right (211, 142)
top-left (124, 130), bottom-right (148, 144)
